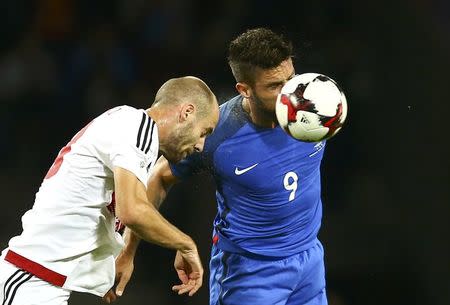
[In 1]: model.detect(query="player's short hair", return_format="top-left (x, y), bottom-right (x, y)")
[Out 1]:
top-left (228, 28), bottom-right (293, 85)
top-left (154, 76), bottom-right (217, 118)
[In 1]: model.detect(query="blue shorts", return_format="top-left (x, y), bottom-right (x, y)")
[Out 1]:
top-left (209, 240), bottom-right (327, 305)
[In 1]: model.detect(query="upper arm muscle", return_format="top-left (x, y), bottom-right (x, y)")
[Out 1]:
top-left (113, 167), bottom-right (148, 221)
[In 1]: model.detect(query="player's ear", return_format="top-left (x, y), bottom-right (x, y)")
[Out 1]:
top-left (179, 103), bottom-right (196, 122)
top-left (236, 82), bottom-right (251, 98)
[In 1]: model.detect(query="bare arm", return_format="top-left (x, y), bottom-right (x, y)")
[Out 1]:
top-left (107, 157), bottom-right (201, 300)
top-left (120, 227), bottom-right (140, 257)
top-left (114, 164), bottom-right (186, 250)
top-left (103, 228), bottom-right (139, 303)
top-left (147, 155), bottom-right (180, 209)
top-left (120, 156), bottom-right (180, 254)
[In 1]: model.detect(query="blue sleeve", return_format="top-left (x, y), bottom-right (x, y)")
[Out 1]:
top-left (169, 152), bottom-right (206, 179)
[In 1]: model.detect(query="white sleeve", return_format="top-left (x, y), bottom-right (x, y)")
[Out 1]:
top-left (97, 107), bottom-right (158, 188)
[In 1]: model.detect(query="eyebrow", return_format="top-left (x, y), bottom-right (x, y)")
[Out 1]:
top-left (264, 72), bottom-right (296, 87)
top-left (265, 80), bottom-right (285, 87)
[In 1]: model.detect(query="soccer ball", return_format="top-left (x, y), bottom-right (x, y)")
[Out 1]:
top-left (275, 73), bottom-right (348, 142)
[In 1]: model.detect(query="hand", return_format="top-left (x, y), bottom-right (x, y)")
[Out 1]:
top-left (172, 249), bottom-right (204, 296)
top-left (103, 289), bottom-right (117, 304)
top-left (102, 250), bottom-right (135, 303)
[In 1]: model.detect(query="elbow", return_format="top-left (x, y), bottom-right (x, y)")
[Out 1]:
top-left (115, 199), bottom-right (155, 229)
top-left (115, 203), bottom-right (140, 228)
top-left (118, 213), bottom-right (136, 228)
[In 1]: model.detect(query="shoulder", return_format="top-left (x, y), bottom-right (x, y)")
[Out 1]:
top-left (103, 105), bottom-right (144, 120)
top-left (218, 96), bottom-right (246, 121)
top-left (215, 96), bottom-right (249, 133)
top-left (91, 105), bottom-right (156, 148)
top-left (201, 96), bottom-right (249, 154)
top-left (95, 105), bottom-right (150, 131)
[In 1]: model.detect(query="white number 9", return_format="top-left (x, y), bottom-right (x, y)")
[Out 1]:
top-left (283, 172), bottom-right (298, 202)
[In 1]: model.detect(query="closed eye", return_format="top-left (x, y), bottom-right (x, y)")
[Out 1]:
top-left (202, 127), bottom-right (214, 137)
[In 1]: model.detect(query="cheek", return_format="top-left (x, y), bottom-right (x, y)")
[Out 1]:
top-left (178, 128), bottom-right (197, 146)
top-left (170, 131), bottom-right (186, 150)
top-left (258, 87), bottom-right (279, 101)
top-left (255, 91), bottom-right (278, 108)
top-left (269, 86), bottom-right (283, 99)
top-left (188, 132), bottom-right (200, 145)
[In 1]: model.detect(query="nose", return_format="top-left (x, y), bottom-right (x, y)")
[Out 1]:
top-left (194, 137), bottom-right (206, 153)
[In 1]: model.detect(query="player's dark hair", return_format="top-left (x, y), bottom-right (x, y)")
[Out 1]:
top-left (228, 28), bottom-right (293, 85)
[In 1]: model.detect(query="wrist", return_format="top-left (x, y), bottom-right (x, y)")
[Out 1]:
top-left (178, 237), bottom-right (197, 253)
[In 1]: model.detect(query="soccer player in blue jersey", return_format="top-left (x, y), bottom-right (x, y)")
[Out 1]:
top-left (113, 28), bottom-right (329, 304)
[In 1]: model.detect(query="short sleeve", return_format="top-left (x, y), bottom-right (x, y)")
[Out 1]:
top-left (105, 108), bottom-right (158, 187)
top-left (111, 143), bottom-right (154, 187)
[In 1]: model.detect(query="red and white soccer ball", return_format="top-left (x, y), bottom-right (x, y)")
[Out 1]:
top-left (275, 73), bottom-right (348, 142)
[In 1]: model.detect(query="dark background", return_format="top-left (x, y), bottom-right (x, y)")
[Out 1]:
top-left (1, 0), bottom-right (449, 304)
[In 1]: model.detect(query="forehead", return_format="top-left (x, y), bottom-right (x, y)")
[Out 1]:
top-left (254, 58), bottom-right (295, 85)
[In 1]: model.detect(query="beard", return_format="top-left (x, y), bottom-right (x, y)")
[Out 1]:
top-left (250, 91), bottom-right (278, 122)
top-left (162, 121), bottom-right (195, 163)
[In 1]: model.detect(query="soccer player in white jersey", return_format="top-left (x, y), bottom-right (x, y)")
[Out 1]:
top-left (0, 76), bottom-right (219, 304)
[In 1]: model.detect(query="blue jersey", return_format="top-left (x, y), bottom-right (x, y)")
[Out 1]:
top-left (170, 96), bottom-right (326, 257)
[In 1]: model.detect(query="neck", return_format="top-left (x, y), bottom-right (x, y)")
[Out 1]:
top-left (242, 98), bottom-right (277, 128)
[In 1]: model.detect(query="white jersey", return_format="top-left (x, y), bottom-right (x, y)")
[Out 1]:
top-left (3, 105), bottom-right (159, 296)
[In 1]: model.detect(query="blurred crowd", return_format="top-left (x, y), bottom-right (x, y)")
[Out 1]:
top-left (1, 1), bottom-right (449, 305)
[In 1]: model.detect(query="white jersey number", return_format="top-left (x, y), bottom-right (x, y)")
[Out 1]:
top-left (283, 171), bottom-right (298, 202)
